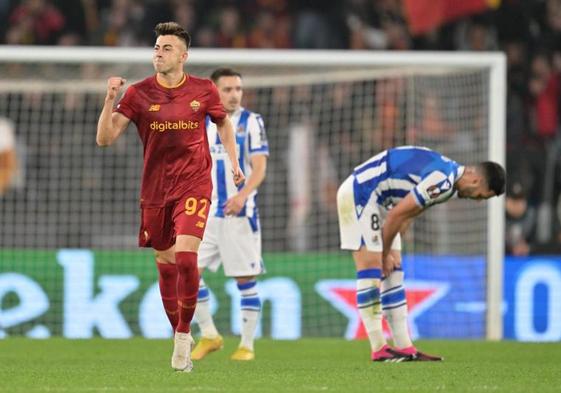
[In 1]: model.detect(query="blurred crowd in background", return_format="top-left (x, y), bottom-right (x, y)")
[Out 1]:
top-left (1, 0), bottom-right (561, 255)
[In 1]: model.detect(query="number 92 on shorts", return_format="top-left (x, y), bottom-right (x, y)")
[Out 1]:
top-left (139, 195), bottom-right (211, 250)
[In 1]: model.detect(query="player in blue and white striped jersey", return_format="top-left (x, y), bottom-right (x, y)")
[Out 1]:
top-left (337, 146), bottom-right (505, 362)
top-left (193, 68), bottom-right (268, 362)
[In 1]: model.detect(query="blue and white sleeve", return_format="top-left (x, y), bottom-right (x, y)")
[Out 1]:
top-left (412, 171), bottom-right (455, 208)
top-left (247, 114), bottom-right (269, 156)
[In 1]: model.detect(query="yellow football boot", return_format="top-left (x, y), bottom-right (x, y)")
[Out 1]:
top-left (190, 335), bottom-right (223, 360)
top-left (230, 346), bottom-right (255, 361)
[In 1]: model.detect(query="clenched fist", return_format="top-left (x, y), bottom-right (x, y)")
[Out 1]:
top-left (106, 77), bottom-right (126, 101)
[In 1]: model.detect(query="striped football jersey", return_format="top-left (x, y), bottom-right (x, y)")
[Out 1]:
top-left (206, 107), bottom-right (269, 219)
top-left (352, 146), bottom-right (464, 211)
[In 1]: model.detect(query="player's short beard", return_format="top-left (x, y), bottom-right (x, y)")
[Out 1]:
top-left (227, 101), bottom-right (240, 113)
top-left (459, 185), bottom-right (476, 199)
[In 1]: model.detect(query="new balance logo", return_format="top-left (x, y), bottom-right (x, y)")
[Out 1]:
top-left (148, 104), bottom-right (160, 112)
top-left (196, 221), bottom-right (205, 228)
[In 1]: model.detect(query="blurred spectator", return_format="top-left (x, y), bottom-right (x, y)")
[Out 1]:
top-left (0, 0), bottom-right (13, 41)
top-left (494, 0), bottom-right (532, 43)
top-left (170, 0), bottom-right (196, 32)
top-left (522, 53), bottom-right (560, 209)
top-left (0, 117), bottom-right (17, 196)
top-left (97, 0), bottom-right (146, 46)
top-left (54, 0), bottom-right (90, 45)
top-left (247, 10), bottom-right (291, 48)
top-left (526, 52), bottom-right (561, 245)
top-left (286, 86), bottom-right (314, 251)
top-left (345, 0), bottom-right (406, 50)
top-left (215, 6), bottom-right (246, 48)
top-left (407, 92), bottom-right (455, 150)
top-left (374, 79), bottom-right (406, 149)
top-left (505, 40), bottom-right (528, 136)
top-left (294, 1), bottom-right (344, 49)
top-left (539, 0), bottom-right (561, 51)
top-left (505, 181), bottom-right (535, 256)
top-left (505, 40), bottom-right (530, 183)
top-left (456, 18), bottom-right (498, 51)
top-left (529, 52), bottom-right (560, 139)
top-left (6, 0), bottom-right (65, 45)
top-left (193, 25), bottom-right (216, 47)
top-left (294, 5), bottom-right (329, 49)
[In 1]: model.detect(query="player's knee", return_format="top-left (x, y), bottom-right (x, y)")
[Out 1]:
top-left (235, 276), bottom-right (256, 285)
top-left (352, 248), bottom-right (382, 270)
top-left (155, 248), bottom-right (175, 264)
top-left (175, 234), bottom-right (201, 253)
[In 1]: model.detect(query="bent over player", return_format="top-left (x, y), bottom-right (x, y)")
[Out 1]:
top-left (336, 146), bottom-right (505, 362)
top-left (192, 68), bottom-right (268, 361)
top-left (96, 22), bottom-right (244, 372)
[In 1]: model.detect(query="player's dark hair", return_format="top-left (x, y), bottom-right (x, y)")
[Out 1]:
top-left (478, 161), bottom-right (506, 196)
top-left (154, 22), bottom-right (191, 49)
top-left (210, 68), bottom-right (242, 83)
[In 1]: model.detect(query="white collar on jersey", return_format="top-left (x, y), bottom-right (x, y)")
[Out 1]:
top-left (228, 106), bottom-right (245, 120)
top-left (455, 165), bottom-right (465, 182)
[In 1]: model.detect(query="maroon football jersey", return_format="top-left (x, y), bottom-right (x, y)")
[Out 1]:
top-left (115, 74), bottom-right (226, 207)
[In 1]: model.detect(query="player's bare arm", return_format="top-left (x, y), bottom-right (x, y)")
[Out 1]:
top-left (381, 193), bottom-right (423, 276)
top-left (400, 217), bottom-right (414, 235)
top-left (224, 154), bottom-right (267, 215)
top-left (96, 77), bottom-right (130, 146)
top-left (216, 116), bottom-right (245, 186)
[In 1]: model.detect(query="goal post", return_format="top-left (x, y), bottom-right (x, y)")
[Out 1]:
top-left (486, 54), bottom-right (507, 341)
top-left (0, 47), bottom-right (505, 340)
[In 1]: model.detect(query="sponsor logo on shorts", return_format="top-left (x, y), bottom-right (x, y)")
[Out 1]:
top-left (196, 221), bottom-right (205, 228)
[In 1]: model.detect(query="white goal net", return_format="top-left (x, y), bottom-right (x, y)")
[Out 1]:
top-left (0, 48), bottom-right (505, 340)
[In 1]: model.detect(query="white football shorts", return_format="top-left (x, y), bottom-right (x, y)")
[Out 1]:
top-left (336, 175), bottom-right (401, 252)
top-left (198, 215), bottom-right (265, 277)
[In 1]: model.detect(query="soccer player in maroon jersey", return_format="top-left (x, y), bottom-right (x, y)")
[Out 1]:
top-left (96, 22), bottom-right (244, 372)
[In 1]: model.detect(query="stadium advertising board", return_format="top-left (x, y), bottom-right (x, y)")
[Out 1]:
top-left (503, 256), bottom-right (561, 341)
top-left (1, 250), bottom-right (560, 341)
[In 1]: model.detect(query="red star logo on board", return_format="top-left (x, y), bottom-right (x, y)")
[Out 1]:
top-left (315, 280), bottom-right (450, 339)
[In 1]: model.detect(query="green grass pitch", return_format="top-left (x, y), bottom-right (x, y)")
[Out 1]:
top-left (1, 338), bottom-right (560, 392)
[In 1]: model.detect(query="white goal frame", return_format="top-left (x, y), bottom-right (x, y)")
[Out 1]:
top-left (0, 47), bottom-right (506, 340)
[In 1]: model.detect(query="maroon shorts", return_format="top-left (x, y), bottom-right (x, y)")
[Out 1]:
top-left (139, 195), bottom-right (211, 251)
